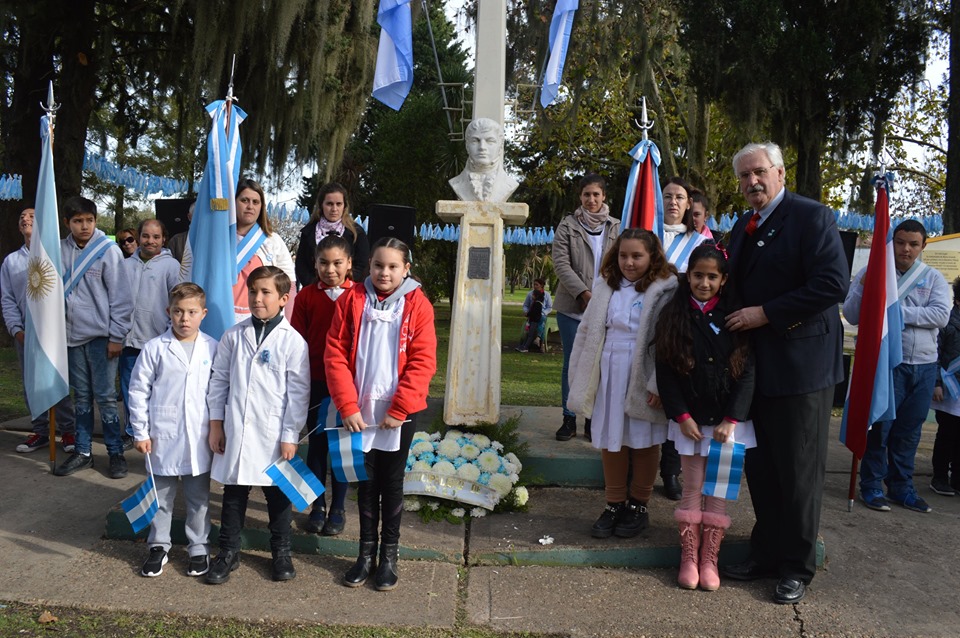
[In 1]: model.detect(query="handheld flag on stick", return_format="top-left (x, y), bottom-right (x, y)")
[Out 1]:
top-left (540, 0), bottom-right (579, 108)
top-left (620, 138), bottom-right (664, 241)
top-left (328, 428), bottom-right (369, 483)
top-left (703, 440), bottom-right (746, 500)
top-left (264, 455), bottom-right (326, 512)
top-left (122, 455), bottom-right (159, 534)
top-left (372, 0), bottom-right (414, 110)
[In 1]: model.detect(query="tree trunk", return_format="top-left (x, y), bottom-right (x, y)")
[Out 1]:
top-left (945, 0), bottom-right (960, 234)
top-left (794, 113), bottom-right (825, 201)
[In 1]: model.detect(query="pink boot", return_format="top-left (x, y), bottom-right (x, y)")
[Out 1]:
top-left (699, 512), bottom-right (731, 591)
top-left (674, 509), bottom-right (702, 589)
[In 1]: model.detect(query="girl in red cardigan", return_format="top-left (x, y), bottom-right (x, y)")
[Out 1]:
top-left (325, 237), bottom-right (437, 591)
top-left (291, 234), bottom-right (355, 536)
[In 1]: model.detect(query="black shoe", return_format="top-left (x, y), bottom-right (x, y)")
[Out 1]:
top-left (205, 551), bottom-right (240, 585)
top-left (721, 558), bottom-right (777, 581)
top-left (140, 547), bottom-right (168, 577)
top-left (271, 553), bottom-right (296, 581)
top-left (322, 508), bottom-right (346, 536)
top-left (662, 475), bottom-right (682, 501)
top-left (555, 414), bottom-right (577, 441)
top-left (108, 454), bottom-right (128, 479)
top-left (186, 554), bottom-right (210, 577)
top-left (583, 419), bottom-right (592, 442)
top-left (121, 434), bottom-right (134, 451)
top-left (304, 505), bottom-right (326, 534)
top-left (54, 452), bottom-right (93, 476)
top-left (613, 500), bottom-right (648, 538)
top-left (773, 578), bottom-right (806, 604)
top-left (591, 502), bottom-right (623, 538)
top-left (375, 543), bottom-right (399, 591)
top-left (343, 541), bottom-right (378, 587)
top-left (930, 478), bottom-right (956, 496)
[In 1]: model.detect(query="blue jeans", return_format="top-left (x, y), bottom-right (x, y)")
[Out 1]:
top-left (119, 347), bottom-right (141, 436)
top-left (860, 362), bottom-right (937, 497)
top-left (68, 337), bottom-right (123, 456)
top-left (557, 312), bottom-right (580, 417)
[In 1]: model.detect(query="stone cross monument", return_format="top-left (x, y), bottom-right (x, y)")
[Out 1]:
top-left (436, 0), bottom-right (529, 426)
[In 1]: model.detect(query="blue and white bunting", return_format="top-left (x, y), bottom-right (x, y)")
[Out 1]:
top-left (122, 473), bottom-right (159, 534)
top-left (264, 455), bottom-right (326, 512)
top-left (540, 0), bottom-right (578, 108)
top-left (372, 0), bottom-right (414, 110)
top-left (702, 440), bottom-right (745, 500)
top-left (327, 428), bottom-right (369, 483)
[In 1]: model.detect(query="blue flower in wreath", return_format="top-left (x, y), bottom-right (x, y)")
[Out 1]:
top-left (452, 457), bottom-right (467, 469)
top-left (419, 451), bottom-right (436, 466)
top-left (260, 350), bottom-right (271, 364)
top-left (457, 436), bottom-right (470, 447)
top-left (478, 472), bottom-right (491, 486)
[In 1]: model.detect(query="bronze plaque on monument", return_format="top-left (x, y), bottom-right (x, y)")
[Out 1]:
top-left (467, 247), bottom-right (491, 280)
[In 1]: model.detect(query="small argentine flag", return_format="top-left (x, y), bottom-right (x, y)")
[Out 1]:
top-left (264, 455), bottom-right (326, 513)
top-left (327, 428), bottom-right (368, 483)
top-left (122, 473), bottom-right (159, 534)
top-left (703, 440), bottom-right (746, 501)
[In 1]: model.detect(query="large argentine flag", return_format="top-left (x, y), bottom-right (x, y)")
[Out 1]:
top-left (840, 177), bottom-right (903, 459)
top-left (372, 0), bottom-right (413, 111)
top-left (23, 115), bottom-right (69, 419)
top-left (182, 100), bottom-right (246, 340)
top-left (620, 139), bottom-right (664, 242)
top-left (540, 0), bottom-right (579, 108)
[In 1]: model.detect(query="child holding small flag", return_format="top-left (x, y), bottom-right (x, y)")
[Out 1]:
top-left (128, 283), bottom-right (218, 578)
top-left (567, 228), bottom-right (677, 541)
top-left (206, 266), bottom-right (310, 585)
top-left (291, 234), bottom-right (355, 535)
top-left (654, 244), bottom-right (756, 591)
top-left (326, 237), bottom-right (437, 591)
top-left (929, 277), bottom-right (960, 497)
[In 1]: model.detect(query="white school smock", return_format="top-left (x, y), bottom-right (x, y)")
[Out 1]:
top-left (207, 318), bottom-right (310, 485)
top-left (128, 329), bottom-right (219, 476)
top-left (354, 297), bottom-right (403, 453)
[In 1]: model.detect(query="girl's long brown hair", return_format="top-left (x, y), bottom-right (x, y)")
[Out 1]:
top-left (599, 228), bottom-right (676, 292)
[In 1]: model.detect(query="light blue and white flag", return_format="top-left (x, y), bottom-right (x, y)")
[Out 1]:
top-left (182, 100), bottom-right (247, 339)
top-left (942, 355), bottom-right (960, 399)
top-left (328, 427), bottom-right (369, 483)
top-left (122, 471), bottom-right (159, 534)
top-left (264, 455), bottom-right (326, 512)
top-left (372, 0), bottom-right (414, 110)
top-left (703, 440), bottom-right (745, 500)
top-left (23, 115), bottom-right (69, 419)
top-left (540, 0), bottom-right (579, 108)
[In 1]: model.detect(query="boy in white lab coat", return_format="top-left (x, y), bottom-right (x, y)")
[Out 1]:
top-left (129, 282), bottom-right (219, 578)
top-left (205, 266), bottom-right (310, 585)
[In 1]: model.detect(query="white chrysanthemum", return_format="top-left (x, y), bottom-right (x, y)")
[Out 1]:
top-left (451, 508), bottom-right (466, 518)
top-left (456, 463), bottom-right (481, 481)
top-left (433, 460), bottom-right (456, 476)
top-left (512, 486), bottom-right (529, 506)
top-left (477, 450), bottom-right (502, 473)
top-left (427, 501), bottom-right (440, 510)
top-left (504, 452), bottom-right (522, 472)
top-left (509, 472), bottom-right (520, 484)
top-left (429, 431), bottom-right (442, 441)
top-left (491, 441), bottom-right (504, 452)
top-left (411, 460), bottom-right (433, 472)
top-left (471, 434), bottom-right (491, 449)
top-left (470, 507), bottom-right (487, 518)
top-left (411, 441), bottom-right (434, 456)
top-left (489, 473), bottom-right (513, 497)
top-left (438, 439), bottom-right (462, 460)
top-left (444, 429), bottom-right (464, 440)
top-left (502, 461), bottom-right (517, 475)
top-left (403, 497), bottom-right (422, 512)
top-left (412, 431), bottom-right (429, 443)
top-left (460, 443), bottom-right (481, 460)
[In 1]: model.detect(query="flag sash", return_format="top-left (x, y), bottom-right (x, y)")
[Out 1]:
top-left (122, 474), bottom-right (159, 534)
top-left (236, 224), bottom-right (266, 272)
top-left (702, 440), bottom-right (745, 500)
top-left (62, 234), bottom-right (113, 298)
top-left (897, 260), bottom-right (929, 302)
top-left (264, 455), bottom-right (325, 512)
top-left (327, 427), bottom-right (369, 483)
top-left (665, 231), bottom-right (707, 271)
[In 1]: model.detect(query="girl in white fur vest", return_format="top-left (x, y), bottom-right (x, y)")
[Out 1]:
top-left (568, 228), bottom-right (678, 539)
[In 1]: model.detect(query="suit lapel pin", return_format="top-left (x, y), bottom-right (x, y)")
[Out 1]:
top-left (757, 240), bottom-right (765, 247)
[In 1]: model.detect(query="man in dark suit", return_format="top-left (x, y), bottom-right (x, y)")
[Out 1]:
top-left (721, 142), bottom-right (849, 604)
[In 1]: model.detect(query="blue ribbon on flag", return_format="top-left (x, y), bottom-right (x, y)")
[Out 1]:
top-left (941, 355), bottom-right (960, 400)
top-left (264, 455), bottom-right (326, 512)
top-left (703, 440), bottom-right (746, 501)
top-left (327, 427), bottom-right (369, 483)
top-left (122, 473), bottom-right (159, 534)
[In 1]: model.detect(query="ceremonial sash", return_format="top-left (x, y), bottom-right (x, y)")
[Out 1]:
top-left (62, 234), bottom-right (113, 299)
top-left (941, 354), bottom-right (960, 400)
top-left (666, 231), bottom-right (707, 272)
top-left (897, 260), bottom-right (929, 302)
top-left (236, 224), bottom-right (267, 272)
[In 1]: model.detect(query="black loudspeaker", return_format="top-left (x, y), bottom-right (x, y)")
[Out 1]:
top-left (154, 198), bottom-right (193, 237)
top-left (366, 204), bottom-right (417, 251)
top-left (839, 230), bottom-right (857, 277)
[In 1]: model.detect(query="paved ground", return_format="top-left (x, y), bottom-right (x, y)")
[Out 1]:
top-left (1, 406), bottom-right (958, 637)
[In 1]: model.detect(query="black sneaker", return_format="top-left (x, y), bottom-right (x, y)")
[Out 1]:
top-left (591, 502), bottom-right (623, 538)
top-left (108, 454), bottom-right (128, 479)
top-left (613, 500), bottom-right (649, 538)
top-left (140, 547), bottom-right (168, 577)
top-left (206, 552), bottom-right (240, 585)
top-left (555, 414), bottom-right (577, 441)
top-left (186, 554), bottom-right (210, 577)
top-left (930, 478), bottom-right (957, 496)
top-left (16, 434), bottom-right (49, 453)
top-left (54, 452), bottom-right (93, 476)
top-left (121, 434), bottom-right (135, 451)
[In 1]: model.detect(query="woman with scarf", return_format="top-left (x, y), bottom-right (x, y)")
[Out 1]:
top-left (295, 182), bottom-right (369, 288)
top-left (551, 173), bottom-right (621, 442)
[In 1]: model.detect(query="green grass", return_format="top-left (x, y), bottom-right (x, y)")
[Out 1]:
top-left (0, 347), bottom-right (26, 421)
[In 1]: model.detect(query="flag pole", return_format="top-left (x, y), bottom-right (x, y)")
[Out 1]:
top-left (40, 80), bottom-right (60, 473)
top-left (224, 54), bottom-right (237, 129)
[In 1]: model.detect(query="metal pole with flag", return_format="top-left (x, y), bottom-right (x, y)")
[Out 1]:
top-left (372, 0), bottom-right (414, 111)
top-left (25, 82), bottom-right (70, 472)
top-left (620, 98), bottom-right (663, 240)
top-left (540, 0), bottom-right (578, 108)
top-left (182, 97), bottom-right (247, 340)
top-left (839, 170), bottom-right (903, 510)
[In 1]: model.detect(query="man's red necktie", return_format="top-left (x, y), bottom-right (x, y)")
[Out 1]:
top-left (745, 212), bottom-right (761, 236)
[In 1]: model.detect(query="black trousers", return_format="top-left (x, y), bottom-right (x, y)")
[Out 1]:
top-left (744, 386), bottom-right (831, 584)
top-left (357, 418), bottom-right (416, 545)
top-left (933, 410), bottom-right (960, 485)
top-left (660, 439), bottom-right (680, 477)
top-left (219, 484), bottom-right (292, 553)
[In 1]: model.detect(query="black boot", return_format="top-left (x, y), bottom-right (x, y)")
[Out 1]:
top-left (555, 414), bottom-right (577, 441)
top-left (271, 550), bottom-right (296, 581)
top-left (205, 551), bottom-right (240, 585)
top-left (343, 541), bottom-right (378, 587)
top-left (584, 418), bottom-right (592, 442)
top-left (374, 543), bottom-right (399, 591)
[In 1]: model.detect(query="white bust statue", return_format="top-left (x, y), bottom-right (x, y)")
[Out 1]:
top-left (449, 118), bottom-right (519, 203)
